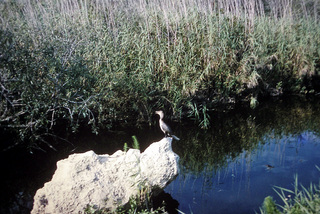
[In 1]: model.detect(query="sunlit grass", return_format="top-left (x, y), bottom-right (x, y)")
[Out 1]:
top-left (1, 0), bottom-right (319, 148)
top-left (261, 170), bottom-right (320, 214)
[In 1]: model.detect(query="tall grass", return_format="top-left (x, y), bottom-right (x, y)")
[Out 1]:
top-left (261, 172), bottom-right (320, 214)
top-left (1, 0), bottom-right (319, 149)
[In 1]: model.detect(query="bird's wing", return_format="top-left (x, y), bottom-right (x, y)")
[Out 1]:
top-left (160, 120), bottom-right (172, 134)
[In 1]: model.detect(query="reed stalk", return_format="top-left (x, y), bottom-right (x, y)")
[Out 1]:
top-left (1, 0), bottom-right (319, 148)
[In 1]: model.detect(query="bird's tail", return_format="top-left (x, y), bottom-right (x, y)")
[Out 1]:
top-left (171, 135), bottom-right (180, 141)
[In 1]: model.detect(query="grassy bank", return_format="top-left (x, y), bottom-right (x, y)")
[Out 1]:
top-left (1, 0), bottom-right (319, 149)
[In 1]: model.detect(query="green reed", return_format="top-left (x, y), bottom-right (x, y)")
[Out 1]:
top-left (261, 171), bottom-right (320, 214)
top-left (1, 0), bottom-right (319, 149)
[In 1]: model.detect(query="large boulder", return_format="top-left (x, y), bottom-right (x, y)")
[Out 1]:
top-left (31, 137), bottom-right (179, 213)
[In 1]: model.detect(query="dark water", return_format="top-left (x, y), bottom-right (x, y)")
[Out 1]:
top-left (166, 131), bottom-right (320, 213)
top-left (1, 97), bottom-right (320, 213)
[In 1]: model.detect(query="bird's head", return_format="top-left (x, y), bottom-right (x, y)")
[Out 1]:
top-left (155, 110), bottom-right (164, 119)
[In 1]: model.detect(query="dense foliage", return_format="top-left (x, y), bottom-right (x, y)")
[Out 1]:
top-left (1, 0), bottom-right (319, 149)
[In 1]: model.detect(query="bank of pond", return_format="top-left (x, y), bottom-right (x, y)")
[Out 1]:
top-left (1, 97), bottom-right (320, 213)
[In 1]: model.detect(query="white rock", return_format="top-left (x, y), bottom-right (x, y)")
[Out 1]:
top-left (140, 138), bottom-right (179, 190)
top-left (31, 137), bottom-right (179, 213)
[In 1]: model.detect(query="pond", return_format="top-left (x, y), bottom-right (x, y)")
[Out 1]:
top-left (166, 130), bottom-right (320, 214)
top-left (164, 97), bottom-right (320, 213)
top-left (1, 96), bottom-right (320, 213)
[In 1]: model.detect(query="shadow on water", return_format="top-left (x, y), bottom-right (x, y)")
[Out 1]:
top-left (1, 96), bottom-right (320, 213)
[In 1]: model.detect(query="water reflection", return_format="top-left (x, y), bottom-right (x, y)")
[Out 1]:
top-left (1, 97), bottom-right (320, 213)
top-left (166, 98), bottom-right (320, 213)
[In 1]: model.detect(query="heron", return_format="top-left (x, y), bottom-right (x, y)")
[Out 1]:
top-left (155, 110), bottom-right (180, 141)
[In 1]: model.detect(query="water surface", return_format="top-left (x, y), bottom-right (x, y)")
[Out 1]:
top-left (1, 97), bottom-right (320, 213)
top-left (165, 97), bottom-right (320, 213)
top-left (166, 131), bottom-right (320, 213)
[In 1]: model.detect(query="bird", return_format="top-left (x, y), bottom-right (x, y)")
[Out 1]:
top-left (155, 110), bottom-right (180, 141)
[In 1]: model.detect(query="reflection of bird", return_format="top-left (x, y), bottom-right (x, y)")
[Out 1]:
top-left (155, 110), bottom-right (180, 141)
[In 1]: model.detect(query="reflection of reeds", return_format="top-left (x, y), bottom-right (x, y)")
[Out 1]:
top-left (170, 99), bottom-right (320, 213)
top-left (174, 99), bottom-right (320, 177)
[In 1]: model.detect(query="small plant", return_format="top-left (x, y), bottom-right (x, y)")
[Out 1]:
top-left (260, 170), bottom-right (320, 214)
top-left (123, 143), bottom-right (129, 152)
top-left (132, 136), bottom-right (140, 150)
top-left (250, 96), bottom-right (259, 109)
top-left (260, 196), bottom-right (281, 214)
top-left (199, 105), bottom-right (211, 129)
top-left (122, 136), bottom-right (139, 152)
top-left (188, 102), bottom-right (211, 129)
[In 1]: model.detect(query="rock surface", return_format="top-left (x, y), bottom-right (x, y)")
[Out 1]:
top-left (31, 137), bottom-right (179, 213)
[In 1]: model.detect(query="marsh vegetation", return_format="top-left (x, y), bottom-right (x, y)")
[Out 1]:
top-left (1, 0), bottom-right (320, 148)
